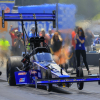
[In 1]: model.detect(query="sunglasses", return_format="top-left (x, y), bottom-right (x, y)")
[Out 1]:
top-left (79, 30), bottom-right (82, 32)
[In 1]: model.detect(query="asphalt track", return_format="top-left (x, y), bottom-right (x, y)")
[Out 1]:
top-left (0, 59), bottom-right (100, 100)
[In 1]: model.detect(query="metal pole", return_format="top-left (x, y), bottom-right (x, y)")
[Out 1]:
top-left (2, 10), bottom-right (4, 28)
top-left (98, 59), bottom-right (100, 85)
top-left (56, 0), bottom-right (58, 31)
top-left (99, 59), bottom-right (100, 75)
top-left (22, 21), bottom-right (26, 54)
top-left (22, 0), bottom-right (23, 6)
top-left (35, 77), bottom-right (37, 88)
top-left (35, 21), bottom-right (37, 36)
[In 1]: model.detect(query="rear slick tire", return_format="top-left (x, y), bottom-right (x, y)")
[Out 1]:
top-left (7, 56), bottom-right (23, 86)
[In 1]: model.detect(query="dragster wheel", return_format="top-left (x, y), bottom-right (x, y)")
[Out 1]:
top-left (98, 81), bottom-right (100, 85)
top-left (0, 71), bottom-right (2, 76)
top-left (76, 67), bottom-right (84, 90)
top-left (46, 69), bottom-right (52, 92)
top-left (7, 56), bottom-right (23, 86)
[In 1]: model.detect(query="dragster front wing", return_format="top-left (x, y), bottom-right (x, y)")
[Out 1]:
top-left (34, 74), bottom-right (100, 88)
top-left (33, 74), bottom-right (100, 89)
top-left (36, 75), bottom-right (100, 84)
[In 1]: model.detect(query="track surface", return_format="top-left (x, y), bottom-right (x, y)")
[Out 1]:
top-left (0, 60), bottom-right (100, 100)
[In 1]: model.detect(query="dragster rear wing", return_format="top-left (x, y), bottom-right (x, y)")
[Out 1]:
top-left (2, 10), bottom-right (56, 28)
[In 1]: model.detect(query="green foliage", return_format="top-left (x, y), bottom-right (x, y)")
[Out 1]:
top-left (92, 13), bottom-right (100, 20)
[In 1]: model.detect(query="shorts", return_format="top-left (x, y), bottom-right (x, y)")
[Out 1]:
top-left (0, 49), bottom-right (8, 58)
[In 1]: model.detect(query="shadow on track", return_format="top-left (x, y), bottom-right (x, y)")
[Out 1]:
top-left (0, 79), bottom-right (7, 82)
top-left (28, 85), bottom-right (71, 94)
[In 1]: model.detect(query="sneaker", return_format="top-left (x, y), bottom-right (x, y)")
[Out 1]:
top-left (88, 71), bottom-right (92, 75)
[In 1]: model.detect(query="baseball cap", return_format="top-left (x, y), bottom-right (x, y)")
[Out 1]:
top-left (14, 29), bottom-right (18, 33)
top-left (49, 28), bottom-right (52, 31)
top-left (31, 26), bottom-right (35, 30)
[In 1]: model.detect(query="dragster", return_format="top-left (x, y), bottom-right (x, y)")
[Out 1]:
top-left (2, 10), bottom-right (100, 92)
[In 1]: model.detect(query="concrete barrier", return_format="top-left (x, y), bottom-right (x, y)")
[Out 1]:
top-left (86, 53), bottom-right (100, 66)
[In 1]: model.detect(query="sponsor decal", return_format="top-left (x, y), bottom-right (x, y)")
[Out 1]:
top-left (18, 21), bottom-right (53, 36)
top-left (18, 72), bottom-right (27, 75)
top-left (19, 78), bottom-right (25, 82)
top-left (4, 7), bottom-right (10, 13)
top-left (31, 71), bottom-right (37, 74)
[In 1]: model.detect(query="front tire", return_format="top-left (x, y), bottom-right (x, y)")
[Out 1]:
top-left (77, 67), bottom-right (84, 90)
top-left (46, 69), bottom-right (52, 92)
